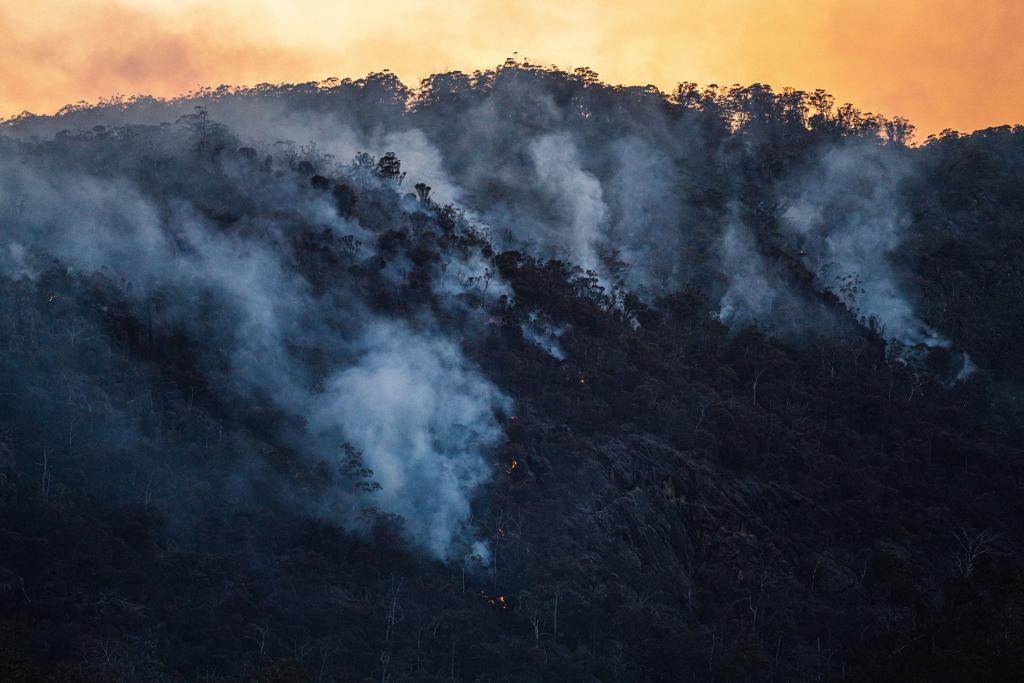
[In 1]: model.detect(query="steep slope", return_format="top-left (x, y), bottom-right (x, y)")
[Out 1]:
top-left (1, 64), bottom-right (1023, 682)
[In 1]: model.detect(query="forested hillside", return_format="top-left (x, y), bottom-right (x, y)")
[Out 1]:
top-left (1, 61), bottom-right (1023, 681)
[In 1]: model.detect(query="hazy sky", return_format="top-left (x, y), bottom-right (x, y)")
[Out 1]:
top-left (2, 0), bottom-right (1021, 136)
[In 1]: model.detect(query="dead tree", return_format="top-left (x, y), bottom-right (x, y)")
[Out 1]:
top-left (953, 527), bottom-right (996, 578)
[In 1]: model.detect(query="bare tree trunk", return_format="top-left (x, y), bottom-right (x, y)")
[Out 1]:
top-left (385, 577), bottom-right (403, 641)
top-left (40, 449), bottom-right (51, 502)
top-left (552, 592), bottom-right (560, 642)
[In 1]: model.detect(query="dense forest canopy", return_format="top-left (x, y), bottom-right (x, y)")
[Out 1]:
top-left (1, 61), bottom-right (1023, 681)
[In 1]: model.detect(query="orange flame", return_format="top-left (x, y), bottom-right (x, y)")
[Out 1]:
top-left (480, 591), bottom-right (509, 609)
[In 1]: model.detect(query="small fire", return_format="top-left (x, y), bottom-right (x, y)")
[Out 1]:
top-left (578, 375), bottom-right (586, 385)
top-left (48, 295), bottom-right (59, 302)
top-left (505, 458), bottom-right (519, 475)
top-left (480, 591), bottom-right (509, 609)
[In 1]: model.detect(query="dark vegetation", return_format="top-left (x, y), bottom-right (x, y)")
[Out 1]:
top-left (1, 61), bottom-right (1023, 681)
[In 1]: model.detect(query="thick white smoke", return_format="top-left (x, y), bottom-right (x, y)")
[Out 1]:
top-left (716, 217), bottom-right (780, 328)
top-left (313, 321), bottom-right (511, 560)
top-left (0, 143), bottom-right (511, 561)
top-left (527, 133), bottom-right (607, 270)
top-left (780, 143), bottom-right (949, 349)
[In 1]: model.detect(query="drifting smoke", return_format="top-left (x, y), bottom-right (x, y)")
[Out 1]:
top-left (521, 311), bottom-right (568, 360)
top-left (0, 127), bottom-right (510, 561)
top-left (0, 63), bottom-right (972, 562)
top-left (525, 133), bottom-right (607, 270)
top-left (313, 322), bottom-right (510, 560)
top-left (780, 143), bottom-right (949, 350)
top-left (0, 242), bottom-right (32, 280)
top-left (716, 216), bottom-right (781, 328)
top-left (604, 136), bottom-right (688, 290)
top-left (4, 70), bottom-right (948, 346)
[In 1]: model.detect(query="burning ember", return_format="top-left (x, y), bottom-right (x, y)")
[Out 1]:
top-left (480, 591), bottom-right (509, 609)
top-left (505, 458), bottom-right (519, 475)
top-left (578, 374), bottom-right (586, 385)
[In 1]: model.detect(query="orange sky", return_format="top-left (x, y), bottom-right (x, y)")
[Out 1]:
top-left (1, 0), bottom-right (1021, 137)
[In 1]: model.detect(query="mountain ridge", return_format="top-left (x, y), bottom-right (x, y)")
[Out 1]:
top-left (0, 62), bottom-right (1022, 681)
